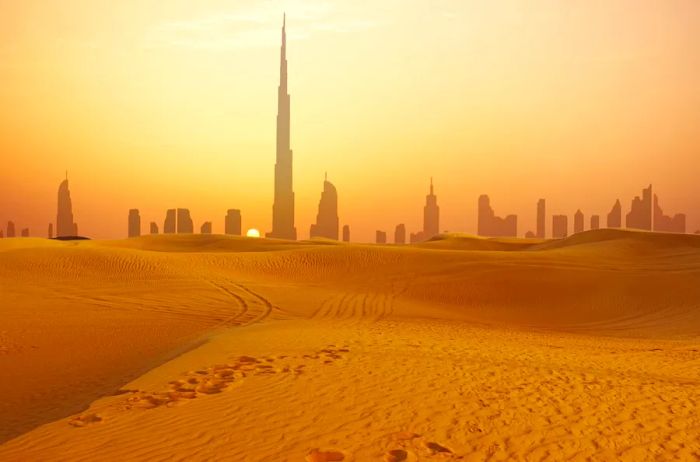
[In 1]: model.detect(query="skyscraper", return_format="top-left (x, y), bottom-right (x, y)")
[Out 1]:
top-left (21, 228), bottom-right (29, 237)
top-left (626, 184), bottom-right (652, 231)
top-left (590, 215), bottom-right (600, 230)
top-left (176, 209), bottom-right (193, 234)
top-left (57, 174), bottom-right (78, 237)
top-left (653, 194), bottom-right (685, 233)
top-left (410, 178), bottom-right (440, 243)
top-left (48, 223), bottom-right (53, 239)
top-left (574, 209), bottom-right (584, 234)
top-left (150, 222), bottom-right (159, 234)
top-left (342, 225), bottom-right (350, 242)
top-left (164, 209), bottom-right (176, 234)
top-left (225, 209), bottom-right (242, 236)
top-left (552, 215), bottom-right (568, 239)
top-left (267, 14), bottom-right (297, 240)
top-left (607, 199), bottom-right (622, 228)
top-left (536, 199), bottom-right (546, 239)
top-left (376, 230), bottom-right (387, 244)
top-left (201, 222), bottom-right (212, 234)
top-left (6, 221), bottom-right (14, 238)
top-left (477, 195), bottom-right (517, 237)
top-left (309, 174), bottom-right (339, 240)
top-left (394, 224), bottom-right (406, 244)
top-left (128, 209), bottom-right (141, 238)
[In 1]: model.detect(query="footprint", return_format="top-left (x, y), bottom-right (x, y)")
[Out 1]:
top-left (306, 449), bottom-right (345, 462)
top-left (423, 441), bottom-right (452, 454)
top-left (69, 413), bottom-right (102, 427)
top-left (384, 449), bottom-right (409, 462)
top-left (391, 431), bottom-right (420, 441)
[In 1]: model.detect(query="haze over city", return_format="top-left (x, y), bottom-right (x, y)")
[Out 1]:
top-left (1, 0), bottom-right (698, 240)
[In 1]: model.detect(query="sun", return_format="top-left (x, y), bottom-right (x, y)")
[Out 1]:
top-left (246, 228), bottom-right (261, 238)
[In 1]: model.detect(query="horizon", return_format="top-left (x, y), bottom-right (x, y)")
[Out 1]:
top-left (1, 1), bottom-right (698, 240)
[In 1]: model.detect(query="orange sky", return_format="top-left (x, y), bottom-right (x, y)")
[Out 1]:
top-left (1, 0), bottom-right (698, 240)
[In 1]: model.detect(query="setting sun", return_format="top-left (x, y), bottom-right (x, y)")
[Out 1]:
top-left (246, 228), bottom-right (261, 238)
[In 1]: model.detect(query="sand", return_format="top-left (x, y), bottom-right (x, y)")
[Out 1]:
top-left (0, 230), bottom-right (699, 460)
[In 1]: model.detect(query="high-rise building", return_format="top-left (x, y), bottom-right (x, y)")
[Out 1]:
top-left (607, 199), bottom-right (622, 228)
top-left (225, 209), bottom-right (242, 236)
top-left (376, 230), bottom-right (387, 244)
top-left (0, 230), bottom-right (3, 238)
top-left (309, 174), bottom-right (339, 240)
top-left (21, 228), bottom-right (29, 237)
top-left (150, 222), bottom-right (159, 234)
top-left (200, 222), bottom-right (212, 234)
top-left (626, 184), bottom-right (652, 231)
top-left (536, 199), bottom-right (546, 239)
top-left (342, 225), bottom-right (350, 242)
top-left (128, 209), bottom-right (141, 238)
top-left (176, 209), bottom-right (193, 234)
top-left (57, 174), bottom-right (78, 237)
top-left (164, 209), bottom-right (176, 234)
top-left (7, 221), bottom-right (16, 238)
top-left (48, 223), bottom-right (53, 239)
top-left (552, 215), bottom-right (568, 239)
top-left (574, 209), bottom-right (584, 234)
top-left (590, 215), bottom-right (600, 230)
top-left (394, 224), bottom-right (406, 244)
top-left (477, 195), bottom-right (517, 237)
top-left (653, 194), bottom-right (685, 233)
top-left (410, 178), bottom-right (440, 243)
top-left (267, 14), bottom-right (296, 240)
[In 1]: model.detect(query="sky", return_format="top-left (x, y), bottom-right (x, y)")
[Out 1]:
top-left (1, 0), bottom-right (699, 241)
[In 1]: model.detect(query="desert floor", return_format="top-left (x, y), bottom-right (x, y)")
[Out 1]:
top-left (0, 230), bottom-right (699, 461)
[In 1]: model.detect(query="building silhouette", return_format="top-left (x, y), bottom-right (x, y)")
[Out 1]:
top-left (525, 231), bottom-right (536, 238)
top-left (536, 199), bottom-right (546, 239)
top-left (590, 215), bottom-right (600, 230)
top-left (21, 228), bottom-right (29, 237)
top-left (7, 221), bottom-right (15, 238)
top-left (162, 208), bottom-right (193, 234)
top-left (128, 209), bottom-right (141, 238)
top-left (376, 230), bottom-right (387, 244)
top-left (150, 222), bottom-right (159, 234)
top-left (574, 209), bottom-right (584, 234)
top-left (48, 223), bottom-right (53, 239)
top-left (309, 174), bottom-right (339, 240)
top-left (267, 14), bottom-right (296, 240)
top-left (201, 222), bottom-right (212, 234)
top-left (394, 224), bottom-right (406, 244)
top-left (626, 184), bottom-right (652, 231)
top-left (225, 209), bottom-right (242, 236)
top-left (342, 225), bottom-right (350, 242)
top-left (410, 178), bottom-right (440, 243)
top-left (0, 230), bottom-right (3, 238)
top-left (164, 209), bottom-right (176, 234)
top-left (477, 195), bottom-right (517, 237)
top-left (177, 209), bottom-right (193, 234)
top-left (57, 175), bottom-right (78, 237)
top-left (552, 215), bottom-right (568, 239)
top-left (653, 194), bottom-right (685, 233)
top-left (607, 199), bottom-right (622, 228)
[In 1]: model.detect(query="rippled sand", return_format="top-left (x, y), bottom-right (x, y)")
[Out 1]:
top-left (1, 230), bottom-right (698, 461)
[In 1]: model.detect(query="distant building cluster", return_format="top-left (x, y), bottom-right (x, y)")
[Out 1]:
top-left (1, 17), bottom-right (694, 244)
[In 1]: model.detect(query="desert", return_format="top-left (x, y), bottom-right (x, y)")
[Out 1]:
top-left (1, 229), bottom-right (699, 461)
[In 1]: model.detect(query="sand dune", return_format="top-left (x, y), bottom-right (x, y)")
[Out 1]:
top-left (1, 230), bottom-right (699, 460)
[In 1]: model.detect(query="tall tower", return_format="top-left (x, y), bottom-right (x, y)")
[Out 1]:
top-left (267, 14), bottom-right (297, 240)
top-left (423, 178), bottom-right (439, 238)
top-left (57, 173), bottom-right (78, 237)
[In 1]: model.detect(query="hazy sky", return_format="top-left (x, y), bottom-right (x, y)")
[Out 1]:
top-left (1, 0), bottom-right (698, 240)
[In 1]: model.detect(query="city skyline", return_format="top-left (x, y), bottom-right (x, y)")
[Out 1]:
top-left (1, 3), bottom-right (699, 240)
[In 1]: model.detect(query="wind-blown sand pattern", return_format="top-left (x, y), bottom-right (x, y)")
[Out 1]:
top-left (1, 230), bottom-right (699, 460)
